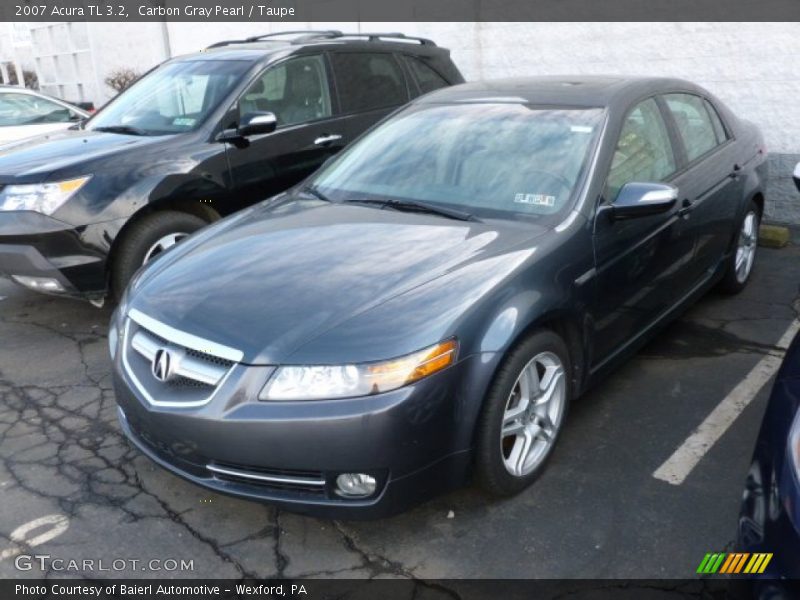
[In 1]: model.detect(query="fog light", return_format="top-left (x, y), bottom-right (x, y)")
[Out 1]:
top-left (11, 275), bottom-right (65, 293)
top-left (108, 322), bottom-right (119, 360)
top-left (335, 473), bottom-right (377, 498)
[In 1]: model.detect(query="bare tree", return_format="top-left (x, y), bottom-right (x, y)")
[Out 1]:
top-left (104, 68), bottom-right (141, 94)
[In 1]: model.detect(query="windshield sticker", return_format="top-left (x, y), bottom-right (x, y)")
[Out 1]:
top-left (570, 125), bottom-right (594, 133)
top-left (173, 117), bottom-right (196, 127)
top-left (514, 193), bottom-right (556, 207)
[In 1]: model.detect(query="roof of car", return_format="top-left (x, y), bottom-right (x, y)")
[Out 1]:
top-left (419, 76), bottom-right (705, 108)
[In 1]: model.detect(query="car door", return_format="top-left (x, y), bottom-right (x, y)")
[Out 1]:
top-left (224, 53), bottom-right (349, 207)
top-left (328, 51), bottom-right (411, 142)
top-left (661, 93), bottom-right (742, 286)
top-left (592, 97), bottom-right (694, 365)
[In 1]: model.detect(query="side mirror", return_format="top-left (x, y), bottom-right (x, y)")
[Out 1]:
top-left (606, 182), bottom-right (678, 220)
top-left (793, 162), bottom-right (800, 193)
top-left (238, 112), bottom-right (277, 137)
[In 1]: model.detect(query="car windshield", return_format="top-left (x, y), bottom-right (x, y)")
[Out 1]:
top-left (311, 103), bottom-right (605, 220)
top-left (0, 92), bottom-right (78, 126)
top-left (88, 59), bottom-right (250, 135)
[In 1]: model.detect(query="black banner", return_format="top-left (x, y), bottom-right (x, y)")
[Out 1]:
top-left (3, 0), bottom-right (800, 22)
top-left (2, 579), bottom-right (745, 600)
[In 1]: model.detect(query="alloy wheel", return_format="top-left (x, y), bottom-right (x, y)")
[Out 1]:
top-left (143, 232), bottom-right (189, 265)
top-left (500, 351), bottom-right (566, 477)
top-left (735, 211), bottom-right (758, 284)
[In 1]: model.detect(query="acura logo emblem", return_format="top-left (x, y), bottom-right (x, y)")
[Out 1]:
top-left (152, 348), bottom-right (175, 382)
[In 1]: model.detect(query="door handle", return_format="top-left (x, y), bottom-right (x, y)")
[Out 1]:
top-left (730, 163), bottom-right (742, 178)
top-left (314, 134), bottom-right (343, 146)
top-left (678, 198), bottom-right (693, 218)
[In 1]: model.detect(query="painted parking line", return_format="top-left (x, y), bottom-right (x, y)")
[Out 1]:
top-left (653, 319), bottom-right (800, 486)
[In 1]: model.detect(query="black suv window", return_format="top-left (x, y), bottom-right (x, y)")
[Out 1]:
top-left (240, 55), bottom-right (332, 127)
top-left (330, 52), bottom-right (408, 113)
top-left (404, 56), bottom-right (449, 95)
top-left (663, 93), bottom-right (721, 162)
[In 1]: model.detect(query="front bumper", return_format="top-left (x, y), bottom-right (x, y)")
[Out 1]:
top-left (0, 211), bottom-right (114, 297)
top-left (112, 335), bottom-right (485, 519)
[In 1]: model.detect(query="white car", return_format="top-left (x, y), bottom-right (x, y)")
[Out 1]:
top-left (0, 86), bottom-right (89, 144)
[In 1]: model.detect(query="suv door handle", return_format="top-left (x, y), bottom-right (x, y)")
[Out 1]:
top-left (314, 134), bottom-right (343, 146)
top-left (678, 198), bottom-right (693, 218)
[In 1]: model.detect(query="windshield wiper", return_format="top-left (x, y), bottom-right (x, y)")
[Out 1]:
top-left (301, 185), bottom-right (333, 203)
top-left (347, 198), bottom-right (475, 222)
top-left (92, 125), bottom-right (150, 136)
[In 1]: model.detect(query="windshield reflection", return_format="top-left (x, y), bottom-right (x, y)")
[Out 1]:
top-left (88, 60), bottom-right (250, 136)
top-left (312, 103), bottom-right (605, 220)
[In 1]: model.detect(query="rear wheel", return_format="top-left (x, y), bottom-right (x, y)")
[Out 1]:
top-left (111, 210), bottom-right (206, 302)
top-left (719, 201), bottom-right (759, 294)
top-left (475, 330), bottom-right (571, 496)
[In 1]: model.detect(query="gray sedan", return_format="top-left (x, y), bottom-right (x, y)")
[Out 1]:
top-left (110, 76), bottom-right (768, 518)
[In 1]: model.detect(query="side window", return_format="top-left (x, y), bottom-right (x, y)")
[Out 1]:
top-left (330, 52), bottom-right (408, 113)
top-left (239, 55), bottom-right (332, 127)
top-left (0, 93), bottom-right (77, 125)
top-left (606, 98), bottom-right (676, 201)
top-left (404, 56), bottom-right (449, 96)
top-left (704, 98), bottom-right (729, 144)
top-left (663, 93), bottom-right (719, 162)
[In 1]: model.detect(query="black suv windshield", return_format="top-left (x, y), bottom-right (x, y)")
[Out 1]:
top-left (88, 59), bottom-right (250, 135)
top-left (311, 103), bottom-right (605, 220)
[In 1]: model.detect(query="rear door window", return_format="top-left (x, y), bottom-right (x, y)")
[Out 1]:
top-left (703, 98), bottom-right (729, 144)
top-left (404, 56), bottom-right (449, 95)
top-left (330, 52), bottom-right (408, 114)
top-left (663, 93), bottom-right (721, 162)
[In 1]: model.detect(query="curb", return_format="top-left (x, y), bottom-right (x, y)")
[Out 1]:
top-left (759, 224), bottom-right (790, 248)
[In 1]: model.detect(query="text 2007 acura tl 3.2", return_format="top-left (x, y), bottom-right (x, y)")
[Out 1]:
top-left (110, 76), bottom-right (767, 518)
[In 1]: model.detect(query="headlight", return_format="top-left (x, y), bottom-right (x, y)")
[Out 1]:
top-left (108, 318), bottom-right (119, 361)
top-left (260, 339), bottom-right (457, 401)
top-left (0, 176), bottom-right (91, 215)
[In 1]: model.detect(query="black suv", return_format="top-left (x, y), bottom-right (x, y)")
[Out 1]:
top-left (0, 30), bottom-right (463, 303)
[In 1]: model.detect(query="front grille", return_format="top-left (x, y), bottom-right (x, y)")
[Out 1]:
top-left (208, 461), bottom-right (327, 495)
top-left (121, 309), bottom-right (242, 407)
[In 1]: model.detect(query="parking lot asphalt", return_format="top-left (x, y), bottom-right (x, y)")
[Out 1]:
top-left (1, 245), bottom-right (799, 580)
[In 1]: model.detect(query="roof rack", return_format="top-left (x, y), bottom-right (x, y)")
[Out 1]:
top-left (205, 30), bottom-right (343, 49)
top-left (298, 31), bottom-right (436, 46)
top-left (205, 30), bottom-right (435, 50)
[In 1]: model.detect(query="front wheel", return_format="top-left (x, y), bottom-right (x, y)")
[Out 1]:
top-left (719, 201), bottom-right (760, 294)
top-left (475, 330), bottom-right (571, 497)
top-left (111, 210), bottom-right (207, 302)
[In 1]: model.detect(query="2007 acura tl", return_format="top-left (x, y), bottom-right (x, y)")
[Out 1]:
top-left (110, 76), bottom-right (767, 518)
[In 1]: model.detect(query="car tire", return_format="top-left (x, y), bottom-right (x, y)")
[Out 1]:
top-left (475, 330), bottom-right (572, 497)
top-left (719, 200), bottom-right (760, 295)
top-left (111, 210), bottom-right (207, 302)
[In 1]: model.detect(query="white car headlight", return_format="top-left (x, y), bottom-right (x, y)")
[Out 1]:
top-left (0, 176), bottom-right (91, 215)
top-left (260, 339), bottom-right (457, 401)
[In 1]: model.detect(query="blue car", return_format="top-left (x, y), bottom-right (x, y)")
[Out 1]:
top-left (734, 167), bottom-right (800, 597)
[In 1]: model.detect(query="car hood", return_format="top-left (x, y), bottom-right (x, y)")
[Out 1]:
top-left (0, 128), bottom-right (170, 182)
top-left (128, 200), bottom-right (548, 364)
